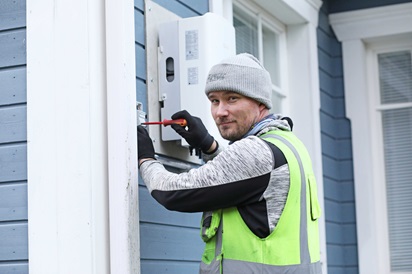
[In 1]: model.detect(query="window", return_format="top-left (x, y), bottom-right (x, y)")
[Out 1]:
top-left (373, 47), bottom-right (412, 272)
top-left (232, 2), bottom-right (287, 113)
top-left (330, 3), bottom-right (412, 273)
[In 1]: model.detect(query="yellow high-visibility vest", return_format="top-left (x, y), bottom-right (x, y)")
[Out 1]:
top-left (200, 130), bottom-right (322, 274)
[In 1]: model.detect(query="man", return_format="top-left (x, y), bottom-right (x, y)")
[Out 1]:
top-left (137, 53), bottom-right (322, 273)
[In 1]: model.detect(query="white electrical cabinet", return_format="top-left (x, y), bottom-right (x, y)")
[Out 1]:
top-left (157, 12), bottom-right (236, 148)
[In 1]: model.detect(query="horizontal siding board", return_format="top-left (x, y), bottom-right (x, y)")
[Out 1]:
top-left (326, 223), bottom-right (357, 245)
top-left (321, 134), bottom-right (352, 160)
top-left (0, 105), bottom-right (26, 143)
top-left (136, 79), bottom-right (147, 112)
top-left (135, 45), bottom-right (146, 80)
top-left (324, 178), bottom-right (355, 202)
top-left (0, 182), bottom-right (27, 221)
top-left (339, 181), bottom-right (355, 202)
top-left (0, 0), bottom-right (26, 31)
top-left (179, 0), bottom-right (208, 13)
top-left (326, 222), bottom-right (343, 244)
top-left (321, 112), bottom-right (351, 139)
top-left (0, 67), bottom-right (26, 105)
top-left (0, 29), bottom-right (26, 67)
top-left (0, 262), bottom-right (28, 274)
top-left (134, 9), bottom-right (145, 45)
top-left (139, 186), bottom-right (202, 228)
top-left (140, 223), bottom-right (203, 260)
top-left (322, 155), bottom-right (339, 180)
top-left (323, 177), bottom-right (341, 201)
top-left (341, 202), bottom-right (356, 223)
top-left (141, 260), bottom-right (200, 274)
top-left (152, 0), bottom-right (202, 18)
top-left (320, 92), bottom-right (345, 118)
top-left (327, 266), bottom-right (358, 274)
top-left (134, 0), bottom-right (144, 11)
top-left (342, 224), bottom-right (357, 245)
top-left (324, 199), bottom-right (341, 223)
top-left (0, 222), bottom-right (28, 261)
top-left (0, 144), bottom-right (27, 182)
top-left (319, 70), bottom-right (344, 97)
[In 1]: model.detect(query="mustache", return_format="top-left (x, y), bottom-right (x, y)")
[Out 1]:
top-left (216, 118), bottom-right (235, 126)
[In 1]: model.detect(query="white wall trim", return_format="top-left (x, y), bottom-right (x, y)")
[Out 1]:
top-left (27, 0), bottom-right (139, 272)
top-left (330, 4), bottom-right (412, 274)
top-left (330, 2), bottom-right (412, 41)
top-left (105, 0), bottom-right (140, 273)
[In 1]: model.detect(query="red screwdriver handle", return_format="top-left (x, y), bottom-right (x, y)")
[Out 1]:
top-left (162, 119), bottom-right (187, 127)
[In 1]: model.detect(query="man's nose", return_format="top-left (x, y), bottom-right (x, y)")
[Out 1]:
top-left (215, 102), bottom-right (229, 117)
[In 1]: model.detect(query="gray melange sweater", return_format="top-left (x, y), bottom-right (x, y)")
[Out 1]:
top-left (139, 120), bottom-right (291, 238)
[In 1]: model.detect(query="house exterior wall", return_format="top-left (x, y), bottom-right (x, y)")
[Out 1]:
top-left (2, 0), bottom-right (408, 273)
top-left (320, 0), bottom-right (412, 273)
top-left (0, 0), bottom-right (28, 273)
top-left (135, 0), bottom-right (209, 273)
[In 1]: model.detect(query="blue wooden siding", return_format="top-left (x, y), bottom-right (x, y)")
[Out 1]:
top-left (135, 0), bottom-right (208, 273)
top-left (317, 2), bottom-right (359, 274)
top-left (329, 0), bottom-right (412, 13)
top-left (0, 0), bottom-right (28, 273)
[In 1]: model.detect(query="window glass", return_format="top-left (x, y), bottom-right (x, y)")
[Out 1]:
top-left (233, 7), bottom-right (258, 56)
top-left (378, 51), bottom-right (412, 104)
top-left (233, 4), bottom-right (284, 113)
top-left (378, 50), bottom-right (412, 272)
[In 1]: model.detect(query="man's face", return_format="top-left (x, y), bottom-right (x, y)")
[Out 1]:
top-left (208, 91), bottom-right (267, 141)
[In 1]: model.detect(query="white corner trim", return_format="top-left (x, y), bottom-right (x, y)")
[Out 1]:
top-left (105, 0), bottom-right (140, 273)
top-left (330, 2), bottom-right (412, 41)
top-left (26, 0), bottom-right (110, 272)
top-left (27, 0), bottom-right (139, 272)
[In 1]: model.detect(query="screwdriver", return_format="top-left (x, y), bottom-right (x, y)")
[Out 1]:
top-left (142, 118), bottom-right (187, 127)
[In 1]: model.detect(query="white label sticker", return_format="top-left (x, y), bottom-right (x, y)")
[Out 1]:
top-left (188, 67), bottom-right (198, 85)
top-left (185, 30), bottom-right (198, 60)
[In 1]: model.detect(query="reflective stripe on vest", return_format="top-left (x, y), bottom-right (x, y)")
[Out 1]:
top-left (199, 131), bottom-right (321, 274)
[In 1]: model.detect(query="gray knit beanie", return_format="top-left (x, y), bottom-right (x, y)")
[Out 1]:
top-left (205, 53), bottom-right (272, 109)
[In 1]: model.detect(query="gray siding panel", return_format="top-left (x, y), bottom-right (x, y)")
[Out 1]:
top-left (0, 1), bottom-right (27, 272)
top-left (0, 144), bottom-right (27, 182)
top-left (136, 1), bottom-right (208, 273)
top-left (0, 222), bottom-right (28, 261)
top-left (0, 182), bottom-right (27, 221)
top-left (318, 1), bottom-right (359, 273)
top-left (0, 262), bottom-right (28, 274)
top-left (152, 0), bottom-right (203, 17)
top-left (0, 68), bottom-right (26, 105)
top-left (0, 0), bottom-right (26, 31)
top-left (0, 29), bottom-right (26, 67)
top-left (0, 105), bottom-right (26, 143)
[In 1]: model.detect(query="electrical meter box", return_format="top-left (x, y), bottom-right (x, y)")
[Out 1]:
top-left (157, 12), bottom-right (236, 148)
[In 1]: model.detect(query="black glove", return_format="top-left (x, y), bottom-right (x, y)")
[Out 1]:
top-left (170, 110), bottom-right (214, 152)
top-left (137, 125), bottom-right (155, 160)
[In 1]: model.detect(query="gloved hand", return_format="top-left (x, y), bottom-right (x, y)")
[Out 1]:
top-left (171, 110), bottom-right (215, 152)
top-left (137, 125), bottom-right (155, 161)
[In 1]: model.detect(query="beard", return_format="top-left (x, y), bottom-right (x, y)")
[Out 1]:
top-left (218, 122), bottom-right (249, 142)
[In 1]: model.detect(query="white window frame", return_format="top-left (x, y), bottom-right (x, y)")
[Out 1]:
top-left (210, 1), bottom-right (327, 273)
top-left (330, 3), bottom-right (412, 274)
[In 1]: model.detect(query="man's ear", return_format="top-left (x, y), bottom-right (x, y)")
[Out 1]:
top-left (258, 103), bottom-right (267, 112)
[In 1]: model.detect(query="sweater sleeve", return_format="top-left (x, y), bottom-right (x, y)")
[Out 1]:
top-left (139, 136), bottom-right (275, 212)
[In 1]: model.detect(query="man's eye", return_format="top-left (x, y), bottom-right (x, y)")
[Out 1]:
top-left (228, 96), bottom-right (238, 101)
